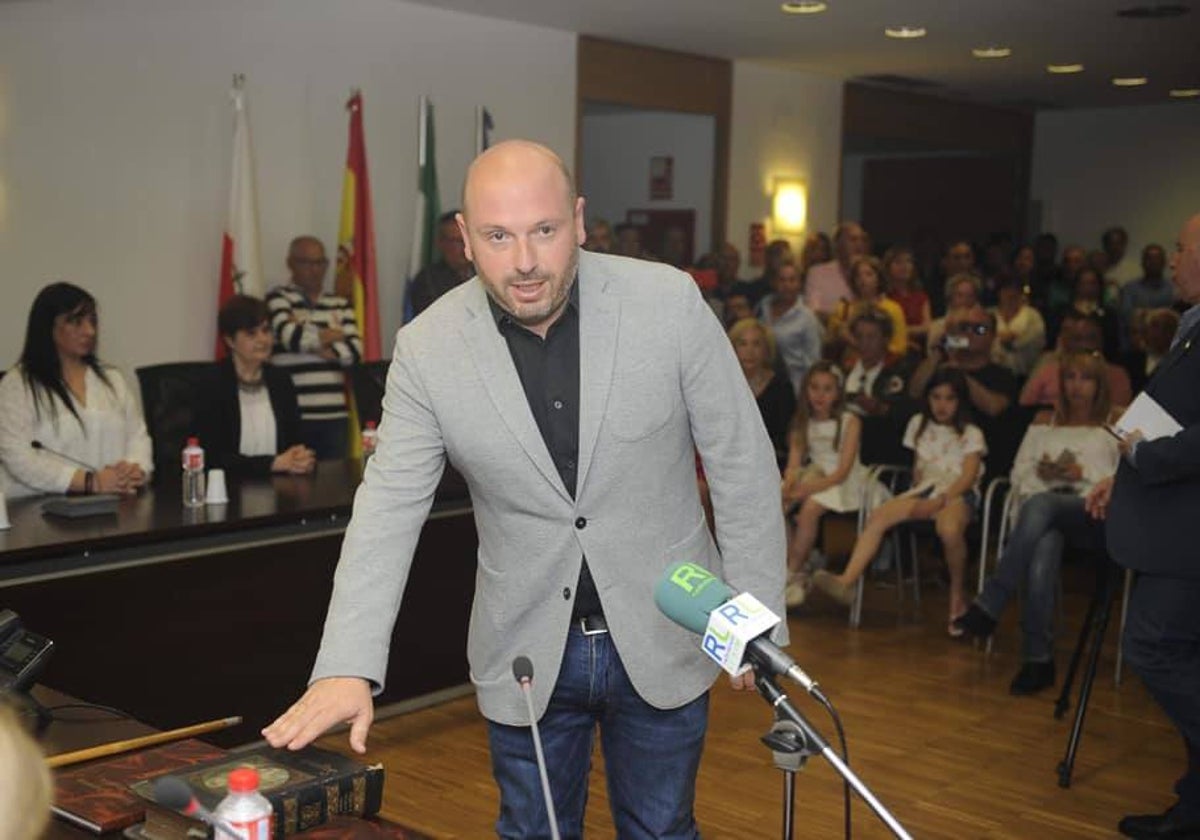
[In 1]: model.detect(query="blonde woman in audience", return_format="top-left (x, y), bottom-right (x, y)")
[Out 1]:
top-left (812, 368), bottom-right (985, 634)
top-left (927, 274), bottom-right (982, 353)
top-left (0, 703), bottom-right (51, 840)
top-left (781, 361), bottom-right (881, 607)
top-left (0, 283), bottom-right (153, 499)
top-left (883, 246), bottom-right (931, 355)
top-left (728, 318), bottom-right (795, 466)
top-left (827, 256), bottom-right (908, 358)
top-left (955, 351), bottom-right (1121, 694)
top-left (990, 273), bottom-right (1046, 377)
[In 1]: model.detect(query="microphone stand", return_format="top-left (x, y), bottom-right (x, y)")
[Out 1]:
top-left (753, 671), bottom-right (913, 840)
top-left (760, 716), bottom-right (814, 840)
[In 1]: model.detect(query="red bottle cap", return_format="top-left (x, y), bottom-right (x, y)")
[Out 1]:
top-left (365, 421), bottom-right (377, 430)
top-left (187, 436), bottom-right (199, 447)
top-left (226, 767), bottom-right (260, 793)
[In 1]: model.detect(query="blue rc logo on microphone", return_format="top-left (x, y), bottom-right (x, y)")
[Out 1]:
top-left (701, 593), bottom-right (780, 676)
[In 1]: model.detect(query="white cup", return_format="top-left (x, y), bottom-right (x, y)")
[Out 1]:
top-left (0, 491), bottom-right (10, 530)
top-left (205, 468), bottom-right (229, 505)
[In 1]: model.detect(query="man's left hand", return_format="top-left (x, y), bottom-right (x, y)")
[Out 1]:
top-left (1118, 429), bottom-right (1144, 460)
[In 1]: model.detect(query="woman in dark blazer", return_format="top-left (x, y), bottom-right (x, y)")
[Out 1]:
top-left (198, 295), bottom-right (315, 477)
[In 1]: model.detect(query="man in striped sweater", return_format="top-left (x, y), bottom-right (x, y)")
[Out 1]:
top-left (266, 236), bottom-right (363, 459)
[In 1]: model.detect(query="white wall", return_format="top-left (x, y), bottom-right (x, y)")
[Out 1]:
top-left (580, 109), bottom-right (716, 255)
top-left (1032, 103), bottom-right (1200, 258)
top-left (0, 0), bottom-right (575, 375)
top-left (727, 62), bottom-right (844, 265)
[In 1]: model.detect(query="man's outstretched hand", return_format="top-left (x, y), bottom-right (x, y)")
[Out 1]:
top-left (262, 677), bottom-right (374, 754)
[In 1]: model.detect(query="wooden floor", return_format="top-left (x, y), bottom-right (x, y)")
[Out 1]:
top-left (318, 566), bottom-right (1182, 839)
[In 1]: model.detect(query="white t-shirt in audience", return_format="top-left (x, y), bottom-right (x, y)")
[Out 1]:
top-left (902, 414), bottom-right (987, 496)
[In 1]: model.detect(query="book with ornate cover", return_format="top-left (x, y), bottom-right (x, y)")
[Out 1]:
top-left (129, 745), bottom-right (385, 840)
top-left (52, 738), bottom-right (229, 834)
top-left (125, 815), bottom-right (431, 840)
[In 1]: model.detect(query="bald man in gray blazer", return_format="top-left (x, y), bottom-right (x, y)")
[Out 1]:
top-left (266, 141), bottom-right (785, 839)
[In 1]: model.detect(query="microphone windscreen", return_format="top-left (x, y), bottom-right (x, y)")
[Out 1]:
top-left (654, 560), bottom-right (733, 634)
top-left (512, 656), bottom-right (534, 682)
top-left (152, 776), bottom-right (195, 811)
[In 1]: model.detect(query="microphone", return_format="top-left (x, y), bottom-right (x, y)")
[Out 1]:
top-left (654, 560), bottom-right (824, 700)
top-left (511, 656), bottom-right (561, 840)
top-left (151, 776), bottom-right (241, 837)
top-left (31, 440), bottom-right (97, 472)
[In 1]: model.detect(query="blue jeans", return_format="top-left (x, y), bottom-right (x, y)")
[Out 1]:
top-left (976, 492), bottom-right (1104, 662)
top-left (487, 625), bottom-right (708, 839)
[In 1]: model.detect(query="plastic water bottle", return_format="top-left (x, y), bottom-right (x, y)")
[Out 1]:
top-left (361, 420), bottom-right (379, 461)
top-left (213, 767), bottom-right (273, 840)
top-left (182, 437), bottom-right (206, 508)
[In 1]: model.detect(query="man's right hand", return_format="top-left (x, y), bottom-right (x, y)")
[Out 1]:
top-left (318, 327), bottom-right (346, 348)
top-left (262, 677), bottom-right (374, 754)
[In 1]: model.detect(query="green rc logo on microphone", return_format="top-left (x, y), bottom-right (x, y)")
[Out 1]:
top-left (669, 562), bottom-right (718, 597)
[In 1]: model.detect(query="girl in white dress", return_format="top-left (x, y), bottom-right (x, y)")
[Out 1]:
top-left (782, 361), bottom-right (880, 606)
top-left (813, 368), bottom-right (985, 633)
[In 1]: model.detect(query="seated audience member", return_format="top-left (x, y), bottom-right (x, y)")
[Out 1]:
top-left (728, 318), bottom-right (795, 466)
top-left (1118, 244), bottom-right (1174, 352)
top-left (929, 240), bottom-right (977, 317)
top-left (991, 272), bottom-right (1046, 377)
top-left (722, 293), bottom-right (754, 329)
top-left (0, 703), bottom-right (50, 840)
top-left (756, 260), bottom-right (823, 393)
top-left (956, 351), bottom-right (1121, 695)
top-left (911, 304), bottom-right (1021, 477)
top-left (1047, 266), bottom-right (1119, 359)
top-left (805, 222), bottom-right (868, 318)
top-left (1122, 307), bottom-right (1180, 395)
top-left (980, 234), bottom-right (1014, 306)
top-left (408, 211), bottom-right (474, 316)
top-left (197, 295), bottom-right (316, 478)
top-left (1012, 245), bottom-right (1037, 294)
top-left (1048, 244), bottom-right (1087, 312)
top-left (614, 223), bottom-right (649, 260)
top-left (1102, 224), bottom-right (1140, 287)
top-left (782, 361), bottom-right (881, 607)
top-left (267, 236), bottom-right (363, 460)
top-left (827, 256), bottom-right (907, 359)
top-left (1020, 310), bottom-right (1133, 408)
top-left (660, 225), bottom-right (690, 269)
top-left (927, 274), bottom-right (982, 354)
top-left (583, 217), bottom-right (614, 253)
top-left (883, 246), bottom-right (931, 354)
top-left (1030, 233), bottom-right (1060, 310)
top-left (844, 309), bottom-right (917, 464)
top-left (799, 231), bottom-right (833, 276)
top-left (705, 241), bottom-right (741, 305)
top-left (732, 238), bottom-right (791, 308)
top-left (812, 369), bottom-right (985, 632)
top-left (0, 283), bottom-right (152, 499)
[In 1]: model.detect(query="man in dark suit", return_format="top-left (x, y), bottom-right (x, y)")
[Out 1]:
top-left (1097, 212), bottom-right (1200, 839)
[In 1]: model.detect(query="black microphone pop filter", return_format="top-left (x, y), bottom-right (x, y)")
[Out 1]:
top-left (512, 656), bottom-right (534, 682)
top-left (152, 776), bottom-right (195, 811)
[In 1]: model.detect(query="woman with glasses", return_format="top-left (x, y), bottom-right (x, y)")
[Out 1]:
top-left (0, 283), bottom-right (153, 498)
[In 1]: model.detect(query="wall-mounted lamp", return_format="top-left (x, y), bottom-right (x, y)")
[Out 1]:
top-left (772, 178), bottom-right (807, 235)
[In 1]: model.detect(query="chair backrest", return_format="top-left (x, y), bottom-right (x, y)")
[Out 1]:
top-left (349, 360), bottom-right (390, 427)
top-left (135, 361), bottom-right (214, 477)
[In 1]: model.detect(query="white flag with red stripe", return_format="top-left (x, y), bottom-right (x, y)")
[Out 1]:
top-left (215, 74), bottom-right (264, 357)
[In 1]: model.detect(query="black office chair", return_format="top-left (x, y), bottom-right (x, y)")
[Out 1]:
top-left (135, 361), bottom-right (214, 479)
top-left (349, 360), bottom-right (390, 427)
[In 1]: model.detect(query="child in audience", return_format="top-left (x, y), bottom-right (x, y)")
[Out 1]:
top-left (812, 368), bottom-right (985, 634)
top-left (781, 361), bottom-right (879, 607)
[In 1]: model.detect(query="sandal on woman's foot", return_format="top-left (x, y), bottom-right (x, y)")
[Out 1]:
top-left (952, 603), bottom-right (998, 641)
top-left (811, 570), bottom-right (855, 607)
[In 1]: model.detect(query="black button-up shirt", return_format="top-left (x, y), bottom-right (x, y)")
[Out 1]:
top-left (488, 280), bottom-right (601, 619)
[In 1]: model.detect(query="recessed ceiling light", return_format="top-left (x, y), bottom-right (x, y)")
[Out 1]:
top-left (781, 1), bottom-right (827, 13)
top-left (885, 26), bottom-right (927, 39)
top-left (1169, 88), bottom-right (1200, 98)
top-left (1047, 63), bottom-right (1085, 74)
top-left (1113, 76), bottom-right (1149, 87)
top-left (972, 47), bottom-right (1012, 59)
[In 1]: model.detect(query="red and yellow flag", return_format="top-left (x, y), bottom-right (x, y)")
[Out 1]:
top-left (335, 91), bottom-right (381, 360)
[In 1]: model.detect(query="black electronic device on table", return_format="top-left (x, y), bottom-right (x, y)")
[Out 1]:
top-left (41, 494), bottom-right (121, 518)
top-left (0, 609), bottom-right (55, 696)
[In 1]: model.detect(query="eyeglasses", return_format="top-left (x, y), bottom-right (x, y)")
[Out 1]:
top-left (953, 322), bottom-right (991, 336)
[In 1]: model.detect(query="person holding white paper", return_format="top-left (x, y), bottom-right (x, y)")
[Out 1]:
top-left (1103, 212), bottom-right (1200, 840)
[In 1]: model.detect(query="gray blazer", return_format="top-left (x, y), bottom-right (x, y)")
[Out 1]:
top-left (311, 251), bottom-right (787, 725)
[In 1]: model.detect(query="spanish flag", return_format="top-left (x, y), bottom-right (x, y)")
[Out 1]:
top-left (335, 90), bottom-right (381, 361)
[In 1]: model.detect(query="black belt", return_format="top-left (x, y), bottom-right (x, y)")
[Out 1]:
top-left (576, 614), bottom-right (608, 635)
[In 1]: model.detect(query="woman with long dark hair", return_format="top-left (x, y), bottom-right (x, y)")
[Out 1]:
top-left (0, 283), bottom-right (152, 497)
